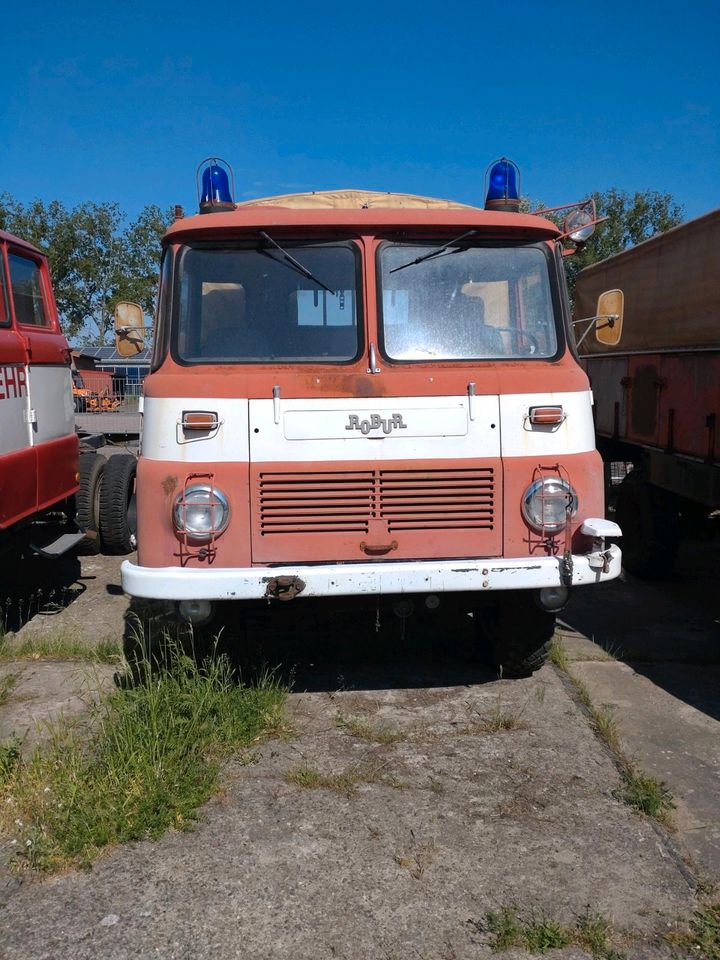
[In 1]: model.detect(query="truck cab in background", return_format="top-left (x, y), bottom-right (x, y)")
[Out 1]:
top-left (0, 230), bottom-right (79, 539)
top-left (120, 158), bottom-right (623, 676)
top-left (0, 230), bottom-right (137, 561)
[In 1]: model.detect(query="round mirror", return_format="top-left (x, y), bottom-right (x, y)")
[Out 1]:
top-left (563, 207), bottom-right (596, 243)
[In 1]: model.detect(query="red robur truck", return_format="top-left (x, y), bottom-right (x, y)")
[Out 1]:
top-left (118, 156), bottom-right (624, 676)
top-left (574, 209), bottom-right (720, 577)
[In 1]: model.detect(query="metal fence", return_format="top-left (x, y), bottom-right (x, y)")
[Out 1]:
top-left (74, 372), bottom-right (144, 436)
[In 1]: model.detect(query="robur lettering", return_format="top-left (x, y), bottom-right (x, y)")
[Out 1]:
top-left (345, 413), bottom-right (407, 435)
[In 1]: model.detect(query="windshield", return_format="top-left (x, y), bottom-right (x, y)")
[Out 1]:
top-left (378, 242), bottom-right (559, 361)
top-left (174, 242), bottom-right (360, 363)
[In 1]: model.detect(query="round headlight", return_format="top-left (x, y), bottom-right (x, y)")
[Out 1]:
top-left (522, 478), bottom-right (577, 533)
top-left (173, 484), bottom-right (230, 541)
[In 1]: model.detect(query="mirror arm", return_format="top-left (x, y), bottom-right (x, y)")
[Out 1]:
top-left (573, 314), bottom-right (618, 349)
top-left (116, 324), bottom-right (153, 340)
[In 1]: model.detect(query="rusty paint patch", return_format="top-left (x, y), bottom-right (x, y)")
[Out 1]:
top-left (303, 373), bottom-right (387, 398)
top-left (161, 475), bottom-right (178, 496)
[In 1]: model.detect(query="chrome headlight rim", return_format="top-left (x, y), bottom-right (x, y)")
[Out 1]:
top-left (173, 483), bottom-right (230, 542)
top-left (522, 477), bottom-right (578, 534)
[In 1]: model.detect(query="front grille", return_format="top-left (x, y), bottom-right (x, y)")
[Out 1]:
top-left (380, 468), bottom-right (495, 531)
top-left (258, 471), bottom-right (374, 534)
top-left (258, 468), bottom-right (495, 535)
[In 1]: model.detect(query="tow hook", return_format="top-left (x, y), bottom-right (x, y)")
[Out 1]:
top-left (588, 547), bottom-right (613, 574)
top-left (560, 550), bottom-right (574, 587)
top-left (265, 575), bottom-right (306, 601)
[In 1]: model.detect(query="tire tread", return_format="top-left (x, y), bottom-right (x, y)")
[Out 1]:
top-left (99, 454), bottom-right (137, 555)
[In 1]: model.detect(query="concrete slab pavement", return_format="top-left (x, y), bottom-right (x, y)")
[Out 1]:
top-left (0, 666), bottom-right (700, 960)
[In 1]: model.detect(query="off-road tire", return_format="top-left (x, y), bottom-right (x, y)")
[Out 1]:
top-left (486, 592), bottom-right (555, 678)
top-left (615, 473), bottom-right (679, 579)
top-left (75, 453), bottom-right (105, 555)
top-left (99, 454), bottom-right (138, 555)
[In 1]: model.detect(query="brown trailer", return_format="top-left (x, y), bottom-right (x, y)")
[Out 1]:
top-left (574, 209), bottom-right (720, 577)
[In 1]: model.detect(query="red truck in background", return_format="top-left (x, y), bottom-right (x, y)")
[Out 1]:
top-left (0, 229), bottom-right (136, 560)
top-left (574, 209), bottom-right (720, 577)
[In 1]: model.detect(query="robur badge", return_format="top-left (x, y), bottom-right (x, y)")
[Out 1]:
top-left (345, 413), bottom-right (408, 435)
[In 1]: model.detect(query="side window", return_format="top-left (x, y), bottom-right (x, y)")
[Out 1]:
top-left (8, 253), bottom-right (49, 327)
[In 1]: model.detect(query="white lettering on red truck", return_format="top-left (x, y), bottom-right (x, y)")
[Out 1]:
top-left (0, 365), bottom-right (27, 401)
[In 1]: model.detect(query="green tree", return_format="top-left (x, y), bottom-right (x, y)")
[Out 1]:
top-left (529, 188), bottom-right (684, 300)
top-left (566, 188), bottom-right (683, 296)
top-left (0, 195), bottom-right (172, 344)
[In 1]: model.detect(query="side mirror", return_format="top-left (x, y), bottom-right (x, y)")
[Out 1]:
top-left (595, 289), bottom-right (624, 346)
top-left (562, 204), bottom-right (596, 244)
top-left (114, 302), bottom-right (145, 357)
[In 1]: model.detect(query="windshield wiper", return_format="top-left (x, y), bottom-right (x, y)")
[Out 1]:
top-left (258, 231), bottom-right (336, 295)
top-left (389, 229), bottom-right (478, 274)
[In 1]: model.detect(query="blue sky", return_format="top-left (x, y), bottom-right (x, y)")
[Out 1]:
top-left (2, 0), bottom-right (719, 221)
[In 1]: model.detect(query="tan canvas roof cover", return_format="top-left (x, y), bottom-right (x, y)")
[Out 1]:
top-left (575, 208), bottom-right (720, 354)
top-left (237, 188), bottom-right (479, 210)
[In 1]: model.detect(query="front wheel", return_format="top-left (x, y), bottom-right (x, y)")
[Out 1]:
top-left (481, 592), bottom-right (555, 678)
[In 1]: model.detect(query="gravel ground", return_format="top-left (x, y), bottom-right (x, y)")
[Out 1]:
top-left (1, 539), bottom-right (718, 959)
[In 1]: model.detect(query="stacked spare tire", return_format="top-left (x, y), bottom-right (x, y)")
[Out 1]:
top-left (76, 453), bottom-right (137, 556)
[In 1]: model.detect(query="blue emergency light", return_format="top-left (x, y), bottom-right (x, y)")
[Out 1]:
top-left (485, 158), bottom-right (520, 213)
top-left (197, 158), bottom-right (236, 214)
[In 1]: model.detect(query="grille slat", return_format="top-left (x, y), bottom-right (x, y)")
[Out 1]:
top-left (258, 467), bottom-right (495, 536)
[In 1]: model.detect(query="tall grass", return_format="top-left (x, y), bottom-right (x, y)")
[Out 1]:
top-left (1, 647), bottom-right (286, 873)
top-left (0, 631), bottom-right (122, 663)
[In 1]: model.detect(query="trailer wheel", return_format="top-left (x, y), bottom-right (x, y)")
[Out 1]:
top-left (75, 453), bottom-right (105, 555)
top-left (100, 454), bottom-right (138, 555)
top-left (480, 592), bottom-right (555, 678)
top-left (615, 474), bottom-right (679, 579)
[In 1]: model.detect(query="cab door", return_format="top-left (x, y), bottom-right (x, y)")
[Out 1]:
top-left (0, 244), bottom-right (35, 528)
top-left (5, 246), bottom-right (76, 517)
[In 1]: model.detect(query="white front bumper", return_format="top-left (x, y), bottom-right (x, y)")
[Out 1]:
top-left (121, 546), bottom-right (621, 600)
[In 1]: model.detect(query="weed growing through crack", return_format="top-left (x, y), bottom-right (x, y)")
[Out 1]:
top-left (284, 766), bottom-right (362, 794)
top-left (456, 694), bottom-right (529, 736)
top-left (0, 672), bottom-right (17, 706)
top-left (523, 918), bottom-right (572, 953)
top-left (613, 767), bottom-right (675, 823)
top-left (666, 901), bottom-right (720, 959)
top-left (550, 637), bottom-right (675, 827)
top-left (591, 705), bottom-right (621, 754)
top-left (335, 715), bottom-right (407, 744)
top-left (480, 906), bottom-right (623, 958)
top-left (0, 645), bottom-right (286, 873)
top-left (481, 906), bottom-right (523, 950)
top-left (284, 761), bottom-right (406, 796)
top-left (549, 636), bottom-right (570, 671)
top-left (394, 841), bottom-right (436, 880)
top-left (480, 705), bottom-right (522, 732)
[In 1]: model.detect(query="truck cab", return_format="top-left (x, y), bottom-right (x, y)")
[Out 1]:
top-left (0, 230), bottom-right (78, 534)
top-left (121, 161), bottom-right (622, 675)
